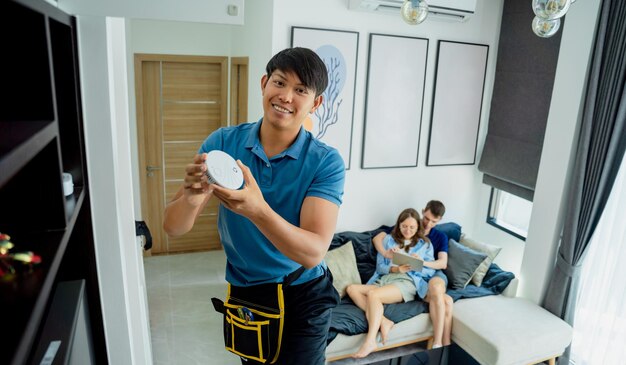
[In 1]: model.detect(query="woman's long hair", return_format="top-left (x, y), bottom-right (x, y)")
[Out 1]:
top-left (390, 208), bottom-right (429, 253)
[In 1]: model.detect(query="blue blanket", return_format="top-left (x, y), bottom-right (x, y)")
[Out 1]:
top-left (447, 263), bottom-right (515, 302)
top-left (328, 297), bottom-right (427, 343)
top-left (327, 263), bottom-right (515, 343)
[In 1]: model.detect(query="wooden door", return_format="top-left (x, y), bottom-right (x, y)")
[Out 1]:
top-left (135, 54), bottom-right (227, 254)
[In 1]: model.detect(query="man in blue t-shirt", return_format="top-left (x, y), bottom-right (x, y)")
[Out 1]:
top-left (163, 48), bottom-right (345, 365)
top-left (420, 200), bottom-right (453, 349)
top-left (372, 200), bottom-right (453, 349)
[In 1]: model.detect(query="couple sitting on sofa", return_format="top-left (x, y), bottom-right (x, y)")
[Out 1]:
top-left (344, 201), bottom-right (453, 358)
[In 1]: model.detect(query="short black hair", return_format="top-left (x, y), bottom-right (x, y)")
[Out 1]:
top-left (265, 47), bottom-right (328, 97)
top-left (425, 200), bottom-right (446, 218)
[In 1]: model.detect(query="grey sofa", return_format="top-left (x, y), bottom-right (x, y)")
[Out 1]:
top-left (324, 231), bottom-right (572, 365)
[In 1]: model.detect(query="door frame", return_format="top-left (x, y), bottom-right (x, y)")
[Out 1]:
top-left (230, 56), bottom-right (249, 125)
top-left (134, 54), bottom-right (228, 254)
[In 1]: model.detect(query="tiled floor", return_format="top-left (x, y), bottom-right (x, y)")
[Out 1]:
top-left (144, 250), bottom-right (241, 365)
top-left (143, 251), bottom-right (416, 365)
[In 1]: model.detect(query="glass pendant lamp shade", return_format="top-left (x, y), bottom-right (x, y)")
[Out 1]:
top-left (401, 0), bottom-right (429, 25)
top-left (532, 16), bottom-right (561, 37)
top-left (532, 0), bottom-right (572, 20)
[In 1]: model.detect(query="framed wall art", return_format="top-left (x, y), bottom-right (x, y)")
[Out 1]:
top-left (291, 26), bottom-right (359, 169)
top-left (426, 40), bottom-right (489, 166)
top-left (361, 33), bottom-right (429, 169)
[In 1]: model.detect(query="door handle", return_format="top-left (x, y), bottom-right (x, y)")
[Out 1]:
top-left (146, 165), bottom-right (161, 177)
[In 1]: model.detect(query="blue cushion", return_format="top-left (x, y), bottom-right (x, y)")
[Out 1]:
top-left (434, 222), bottom-right (462, 241)
top-left (444, 239), bottom-right (487, 290)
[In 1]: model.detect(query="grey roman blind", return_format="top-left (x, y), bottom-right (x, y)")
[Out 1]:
top-left (477, 0), bottom-right (562, 201)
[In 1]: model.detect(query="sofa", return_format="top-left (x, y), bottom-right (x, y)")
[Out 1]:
top-left (323, 226), bottom-right (573, 365)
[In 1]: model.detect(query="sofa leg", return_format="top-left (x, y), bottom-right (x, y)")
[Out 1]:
top-left (529, 357), bottom-right (556, 365)
top-left (426, 337), bottom-right (434, 349)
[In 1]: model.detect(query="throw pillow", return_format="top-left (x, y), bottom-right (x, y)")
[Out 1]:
top-left (459, 237), bottom-right (502, 287)
top-left (324, 241), bottom-right (361, 298)
top-left (443, 239), bottom-right (487, 290)
top-left (434, 222), bottom-right (462, 242)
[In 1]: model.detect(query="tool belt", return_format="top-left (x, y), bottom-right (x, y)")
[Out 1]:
top-left (211, 267), bottom-right (305, 364)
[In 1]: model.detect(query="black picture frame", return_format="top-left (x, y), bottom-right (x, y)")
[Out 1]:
top-left (361, 33), bottom-right (429, 169)
top-left (426, 40), bottom-right (489, 166)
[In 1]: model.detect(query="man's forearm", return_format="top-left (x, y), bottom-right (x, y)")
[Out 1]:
top-left (249, 198), bottom-right (338, 269)
top-left (423, 259), bottom-right (447, 270)
top-left (163, 196), bottom-right (204, 237)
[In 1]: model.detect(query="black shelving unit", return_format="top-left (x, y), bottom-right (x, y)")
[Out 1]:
top-left (0, 0), bottom-right (107, 364)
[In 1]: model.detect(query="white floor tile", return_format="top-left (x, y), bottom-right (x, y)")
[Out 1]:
top-left (145, 250), bottom-right (239, 364)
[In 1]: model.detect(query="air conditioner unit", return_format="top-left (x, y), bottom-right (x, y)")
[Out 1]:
top-left (348, 0), bottom-right (477, 22)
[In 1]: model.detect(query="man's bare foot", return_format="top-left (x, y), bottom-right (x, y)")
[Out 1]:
top-left (380, 317), bottom-right (394, 345)
top-left (352, 338), bottom-right (378, 359)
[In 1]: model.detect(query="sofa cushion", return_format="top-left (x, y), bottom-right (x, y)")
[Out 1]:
top-left (452, 296), bottom-right (573, 365)
top-left (325, 241), bottom-right (361, 297)
top-left (330, 227), bottom-right (389, 284)
top-left (434, 222), bottom-right (462, 242)
top-left (460, 237), bottom-right (502, 287)
top-left (444, 239), bottom-right (487, 290)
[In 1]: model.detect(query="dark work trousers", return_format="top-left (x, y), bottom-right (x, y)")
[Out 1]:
top-left (240, 268), bottom-right (340, 365)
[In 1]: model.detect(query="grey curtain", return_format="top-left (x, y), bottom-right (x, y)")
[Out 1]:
top-left (543, 0), bottom-right (626, 363)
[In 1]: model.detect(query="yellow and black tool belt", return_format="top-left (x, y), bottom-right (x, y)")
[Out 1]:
top-left (211, 267), bottom-right (305, 364)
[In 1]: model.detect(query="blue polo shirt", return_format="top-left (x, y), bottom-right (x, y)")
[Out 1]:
top-left (199, 120), bottom-right (345, 286)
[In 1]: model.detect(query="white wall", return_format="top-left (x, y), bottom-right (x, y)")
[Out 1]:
top-left (130, 20), bottom-right (234, 55)
top-left (231, 0), bottom-right (274, 120)
top-left (270, 0), bottom-right (503, 238)
top-left (124, 0), bottom-right (604, 303)
top-left (517, 0), bottom-right (602, 303)
top-left (59, 0), bottom-right (244, 25)
top-left (126, 0), bottom-right (520, 269)
top-left (77, 15), bottom-right (151, 364)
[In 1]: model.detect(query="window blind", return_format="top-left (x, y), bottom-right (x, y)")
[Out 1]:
top-left (477, 0), bottom-right (563, 201)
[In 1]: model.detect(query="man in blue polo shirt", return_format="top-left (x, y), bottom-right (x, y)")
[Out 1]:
top-left (163, 47), bottom-right (345, 365)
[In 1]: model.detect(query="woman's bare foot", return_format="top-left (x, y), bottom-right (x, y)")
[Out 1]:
top-left (352, 338), bottom-right (378, 358)
top-left (380, 317), bottom-right (395, 345)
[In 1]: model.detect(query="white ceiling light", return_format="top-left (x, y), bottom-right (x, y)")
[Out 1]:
top-left (531, 0), bottom-right (576, 38)
top-left (400, 0), bottom-right (429, 25)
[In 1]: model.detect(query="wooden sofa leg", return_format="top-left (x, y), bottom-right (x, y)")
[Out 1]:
top-left (426, 337), bottom-right (434, 349)
top-left (529, 357), bottom-right (556, 365)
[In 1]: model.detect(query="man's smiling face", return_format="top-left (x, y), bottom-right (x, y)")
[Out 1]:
top-left (261, 69), bottom-right (322, 132)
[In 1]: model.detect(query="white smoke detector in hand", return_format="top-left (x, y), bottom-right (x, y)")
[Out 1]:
top-left (205, 150), bottom-right (244, 190)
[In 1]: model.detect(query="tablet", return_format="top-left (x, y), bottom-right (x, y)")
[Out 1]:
top-left (392, 251), bottom-right (424, 271)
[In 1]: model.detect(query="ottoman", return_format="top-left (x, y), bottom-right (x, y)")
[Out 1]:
top-left (452, 295), bottom-right (573, 365)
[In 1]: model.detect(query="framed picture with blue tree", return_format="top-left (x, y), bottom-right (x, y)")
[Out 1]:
top-left (291, 26), bottom-right (359, 170)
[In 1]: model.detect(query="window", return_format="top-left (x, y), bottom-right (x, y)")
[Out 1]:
top-left (487, 188), bottom-right (532, 240)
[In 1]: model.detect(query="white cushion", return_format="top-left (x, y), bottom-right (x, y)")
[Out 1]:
top-left (459, 237), bottom-right (502, 287)
top-left (324, 242), bottom-right (361, 298)
top-left (452, 296), bottom-right (573, 365)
